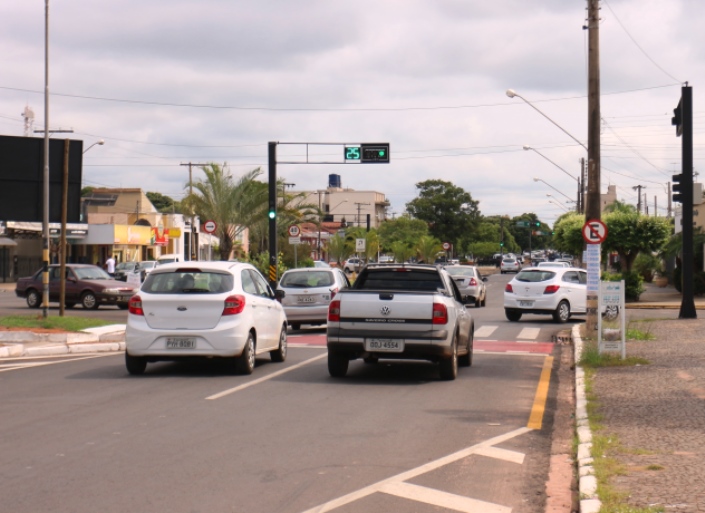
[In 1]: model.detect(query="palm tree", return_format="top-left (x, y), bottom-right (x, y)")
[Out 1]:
top-left (416, 235), bottom-right (443, 264)
top-left (185, 164), bottom-right (265, 260)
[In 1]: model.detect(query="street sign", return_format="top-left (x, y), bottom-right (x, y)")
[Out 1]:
top-left (288, 237), bottom-right (301, 245)
top-left (356, 238), bottom-right (366, 252)
top-left (345, 143), bottom-right (390, 163)
top-left (287, 225), bottom-right (300, 237)
top-left (442, 242), bottom-right (451, 250)
top-left (515, 221), bottom-right (529, 227)
top-left (582, 219), bottom-right (608, 244)
top-left (203, 220), bottom-right (217, 234)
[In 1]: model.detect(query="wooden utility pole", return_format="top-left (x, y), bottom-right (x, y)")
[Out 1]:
top-left (633, 184), bottom-right (645, 213)
top-left (585, 0), bottom-right (601, 332)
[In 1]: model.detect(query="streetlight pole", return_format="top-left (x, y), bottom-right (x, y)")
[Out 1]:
top-left (83, 139), bottom-right (104, 154)
top-left (533, 177), bottom-right (574, 203)
top-left (180, 162), bottom-right (208, 261)
top-left (548, 200), bottom-right (570, 213)
top-left (41, 0), bottom-right (50, 318)
top-left (524, 145), bottom-right (582, 212)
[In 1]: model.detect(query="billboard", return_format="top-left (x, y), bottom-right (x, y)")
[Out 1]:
top-left (0, 135), bottom-right (83, 223)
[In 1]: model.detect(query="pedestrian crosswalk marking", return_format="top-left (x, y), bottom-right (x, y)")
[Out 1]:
top-left (379, 481), bottom-right (511, 513)
top-left (475, 325), bottom-right (498, 338)
top-left (517, 327), bottom-right (541, 340)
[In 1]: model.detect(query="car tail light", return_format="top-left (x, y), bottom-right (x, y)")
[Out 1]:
top-left (544, 285), bottom-right (560, 294)
top-left (469, 277), bottom-right (477, 286)
top-left (505, 283), bottom-right (514, 293)
top-left (128, 295), bottom-right (144, 316)
top-left (223, 295), bottom-right (246, 315)
top-left (328, 300), bottom-right (341, 322)
top-left (432, 302), bottom-right (448, 324)
top-left (330, 287), bottom-right (339, 299)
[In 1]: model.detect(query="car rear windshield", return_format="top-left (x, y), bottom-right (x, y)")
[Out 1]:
top-left (354, 269), bottom-right (444, 292)
top-left (142, 271), bottom-right (234, 293)
top-left (445, 267), bottom-right (476, 277)
top-left (280, 271), bottom-right (334, 288)
top-left (74, 268), bottom-right (112, 280)
top-left (515, 270), bottom-right (556, 282)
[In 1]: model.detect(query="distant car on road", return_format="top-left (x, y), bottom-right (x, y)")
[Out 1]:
top-left (137, 260), bottom-right (157, 281)
top-left (537, 261), bottom-right (571, 268)
top-left (500, 258), bottom-right (521, 274)
top-left (114, 262), bottom-right (139, 282)
top-left (124, 261), bottom-right (287, 375)
top-left (277, 267), bottom-right (350, 330)
top-left (15, 264), bottom-right (137, 310)
top-left (343, 257), bottom-right (362, 274)
top-left (444, 265), bottom-right (487, 307)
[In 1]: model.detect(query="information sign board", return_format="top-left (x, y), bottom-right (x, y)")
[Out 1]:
top-left (585, 243), bottom-right (601, 293)
top-left (598, 280), bottom-right (626, 358)
top-left (356, 238), bottom-right (366, 252)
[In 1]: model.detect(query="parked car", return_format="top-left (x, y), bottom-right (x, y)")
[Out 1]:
top-left (277, 267), bottom-right (350, 330)
top-left (537, 261), bottom-right (571, 268)
top-left (343, 257), bottom-right (362, 274)
top-left (137, 260), bottom-right (157, 281)
top-left (114, 261), bottom-right (139, 282)
top-left (156, 253), bottom-right (183, 266)
top-left (444, 265), bottom-right (487, 307)
top-left (15, 264), bottom-right (138, 310)
top-left (500, 258), bottom-right (521, 274)
top-left (504, 267), bottom-right (587, 323)
top-left (313, 261), bottom-right (331, 268)
top-left (124, 261), bottom-right (287, 375)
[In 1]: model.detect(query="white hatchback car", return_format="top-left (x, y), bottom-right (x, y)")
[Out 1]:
top-left (500, 257), bottom-right (521, 274)
top-left (125, 261), bottom-right (288, 375)
top-left (504, 267), bottom-right (587, 323)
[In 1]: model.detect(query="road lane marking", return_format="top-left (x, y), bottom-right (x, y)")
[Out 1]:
top-left (527, 356), bottom-right (554, 430)
top-left (517, 327), bottom-right (540, 340)
top-left (474, 326), bottom-right (497, 338)
top-left (0, 354), bottom-right (115, 373)
top-left (474, 446), bottom-right (525, 464)
top-left (206, 353), bottom-right (327, 400)
top-left (300, 426), bottom-right (531, 513)
top-left (379, 481), bottom-right (511, 513)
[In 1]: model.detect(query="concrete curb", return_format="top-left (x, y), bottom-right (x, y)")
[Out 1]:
top-left (0, 324), bottom-right (126, 358)
top-left (572, 324), bottom-right (601, 513)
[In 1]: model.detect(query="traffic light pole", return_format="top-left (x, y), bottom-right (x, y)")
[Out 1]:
top-left (672, 86), bottom-right (696, 319)
top-left (268, 142), bottom-right (278, 289)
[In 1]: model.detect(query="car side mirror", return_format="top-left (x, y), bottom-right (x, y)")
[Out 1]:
top-left (275, 289), bottom-right (286, 301)
top-left (482, 277), bottom-right (488, 282)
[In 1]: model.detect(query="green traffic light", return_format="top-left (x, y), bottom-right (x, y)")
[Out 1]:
top-left (268, 210), bottom-right (276, 219)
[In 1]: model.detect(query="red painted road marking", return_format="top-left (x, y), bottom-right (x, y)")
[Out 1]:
top-left (289, 335), bottom-right (554, 354)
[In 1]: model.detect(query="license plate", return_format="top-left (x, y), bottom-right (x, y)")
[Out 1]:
top-left (166, 337), bottom-right (196, 349)
top-left (365, 338), bottom-right (403, 352)
top-left (519, 300), bottom-right (534, 307)
top-left (297, 296), bottom-right (315, 303)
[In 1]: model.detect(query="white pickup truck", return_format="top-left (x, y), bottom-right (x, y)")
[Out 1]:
top-left (326, 263), bottom-right (474, 380)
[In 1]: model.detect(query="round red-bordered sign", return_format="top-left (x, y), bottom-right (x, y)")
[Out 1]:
top-left (203, 220), bottom-right (217, 234)
top-left (582, 219), bottom-right (607, 244)
top-left (288, 225), bottom-right (301, 237)
top-left (442, 242), bottom-right (451, 250)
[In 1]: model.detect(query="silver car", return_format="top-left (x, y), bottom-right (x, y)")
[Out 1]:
top-left (444, 265), bottom-right (487, 307)
top-left (277, 267), bottom-right (350, 330)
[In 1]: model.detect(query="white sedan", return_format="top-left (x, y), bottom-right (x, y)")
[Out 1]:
top-left (125, 261), bottom-right (288, 375)
top-left (504, 267), bottom-right (587, 323)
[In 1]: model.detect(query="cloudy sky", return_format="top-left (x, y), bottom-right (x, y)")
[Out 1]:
top-left (1, 0), bottom-right (701, 226)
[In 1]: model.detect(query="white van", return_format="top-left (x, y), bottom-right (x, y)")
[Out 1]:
top-left (156, 254), bottom-right (183, 266)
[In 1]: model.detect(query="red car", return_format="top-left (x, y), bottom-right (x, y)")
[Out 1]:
top-left (15, 264), bottom-right (138, 310)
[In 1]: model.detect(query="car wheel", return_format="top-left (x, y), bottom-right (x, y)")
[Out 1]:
top-left (439, 335), bottom-right (458, 381)
top-left (474, 297), bottom-right (481, 308)
top-left (125, 353), bottom-right (147, 375)
top-left (270, 326), bottom-right (287, 363)
top-left (236, 332), bottom-right (256, 375)
top-left (458, 328), bottom-right (473, 367)
top-left (290, 323), bottom-right (301, 331)
top-left (505, 308), bottom-right (522, 322)
top-left (328, 351), bottom-right (349, 377)
top-left (26, 289), bottom-right (41, 308)
top-left (481, 294), bottom-right (487, 307)
top-left (81, 291), bottom-right (99, 310)
top-left (553, 300), bottom-right (571, 323)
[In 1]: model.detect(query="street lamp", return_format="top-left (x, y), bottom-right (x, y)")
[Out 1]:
top-left (546, 193), bottom-right (575, 205)
top-left (548, 200), bottom-right (570, 212)
top-left (523, 144), bottom-right (583, 212)
top-left (533, 177), bottom-right (574, 203)
top-left (506, 89), bottom-right (588, 150)
top-left (83, 139), bottom-right (104, 154)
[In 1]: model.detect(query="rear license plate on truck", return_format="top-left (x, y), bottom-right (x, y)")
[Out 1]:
top-left (365, 338), bottom-right (403, 352)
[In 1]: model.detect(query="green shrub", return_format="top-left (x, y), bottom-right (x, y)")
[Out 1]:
top-left (633, 253), bottom-right (662, 283)
top-left (602, 270), bottom-right (644, 301)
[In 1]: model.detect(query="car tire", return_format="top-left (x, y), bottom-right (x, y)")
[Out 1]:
top-left (328, 351), bottom-right (349, 377)
top-left (505, 308), bottom-right (522, 322)
top-left (474, 297), bottom-right (481, 308)
top-left (65, 303), bottom-right (76, 309)
top-left (270, 326), bottom-right (287, 362)
top-left (481, 294), bottom-right (487, 307)
top-left (125, 353), bottom-right (147, 375)
top-left (553, 300), bottom-right (571, 323)
top-left (81, 291), bottom-right (99, 310)
top-left (458, 329), bottom-right (473, 367)
top-left (290, 323), bottom-right (301, 331)
top-left (26, 289), bottom-right (41, 308)
top-left (439, 335), bottom-right (458, 380)
top-left (235, 332), bottom-right (256, 375)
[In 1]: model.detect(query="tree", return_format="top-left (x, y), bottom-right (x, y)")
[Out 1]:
top-left (405, 180), bottom-right (480, 252)
top-left (552, 213), bottom-right (586, 258)
top-left (377, 215), bottom-right (429, 251)
top-left (184, 164), bottom-right (265, 261)
top-left (390, 241), bottom-right (415, 263)
top-left (146, 191), bottom-right (180, 213)
top-left (327, 234), bottom-right (353, 264)
top-left (416, 235), bottom-right (443, 263)
top-left (509, 214), bottom-right (549, 252)
top-left (602, 211), bottom-right (671, 272)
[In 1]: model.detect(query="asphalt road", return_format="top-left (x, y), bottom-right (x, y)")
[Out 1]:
top-left (1, 273), bottom-right (575, 513)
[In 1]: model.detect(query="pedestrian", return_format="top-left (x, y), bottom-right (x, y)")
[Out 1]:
top-left (105, 255), bottom-right (116, 277)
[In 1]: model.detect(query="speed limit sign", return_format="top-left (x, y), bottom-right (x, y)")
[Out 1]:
top-left (288, 225), bottom-right (300, 237)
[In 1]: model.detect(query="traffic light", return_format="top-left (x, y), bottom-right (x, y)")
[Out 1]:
top-left (268, 208), bottom-right (276, 219)
top-left (672, 101), bottom-right (683, 137)
top-left (535, 221), bottom-right (541, 227)
top-left (672, 173), bottom-right (687, 204)
top-left (499, 241), bottom-right (504, 247)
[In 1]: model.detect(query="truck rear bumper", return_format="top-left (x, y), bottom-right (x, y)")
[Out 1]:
top-left (326, 327), bottom-right (453, 361)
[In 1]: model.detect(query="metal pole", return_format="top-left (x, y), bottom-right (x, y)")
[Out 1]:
top-left (679, 86), bottom-right (696, 319)
top-left (42, 0), bottom-right (50, 318)
top-left (59, 139), bottom-right (69, 316)
top-left (268, 142), bottom-right (278, 288)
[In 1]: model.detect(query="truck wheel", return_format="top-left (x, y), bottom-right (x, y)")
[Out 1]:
top-left (328, 351), bottom-right (349, 377)
top-left (505, 308), bottom-right (522, 322)
top-left (439, 337), bottom-right (458, 380)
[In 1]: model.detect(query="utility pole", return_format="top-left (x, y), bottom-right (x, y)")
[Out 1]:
top-left (354, 202), bottom-right (370, 227)
top-left (632, 185), bottom-right (646, 213)
top-left (180, 162), bottom-right (207, 260)
top-left (585, 0), bottom-right (602, 332)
